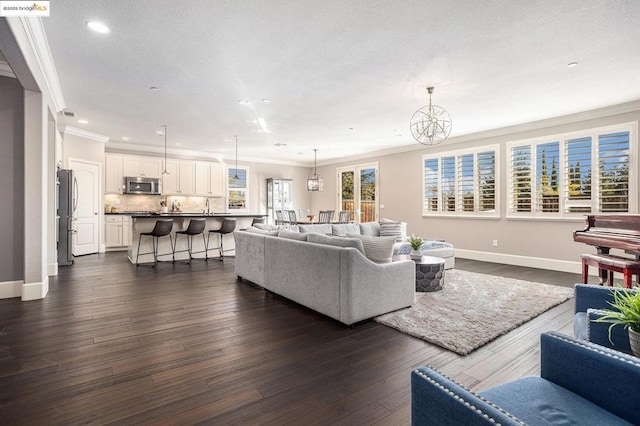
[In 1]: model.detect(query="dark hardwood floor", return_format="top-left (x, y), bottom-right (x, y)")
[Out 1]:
top-left (0, 253), bottom-right (586, 425)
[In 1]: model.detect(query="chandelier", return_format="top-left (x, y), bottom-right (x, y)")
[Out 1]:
top-left (410, 86), bottom-right (452, 146)
top-left (307, 148), bottom-right (324, 191)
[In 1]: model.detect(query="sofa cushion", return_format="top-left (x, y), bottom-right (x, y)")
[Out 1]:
top-left (245, 226), bottom-right (279, 236)
top-left (255, 223), bottom-right (300, 232)
top-left (331, 223), bottom-right (360, 236)
top-left (307, 234), bottom-right (365, 255)
top-left (378, 221), bottom-right (406, 242)
top-left (347, 234), bottom-right (396, 263)
top-left (299, 224), bottom-right (333, 234)
top-left (359, 221), bottom-right (380, 237)
top-left (278, 230), bottom-right (308, 241)
top-left (479, 377), bottom-right (630, 426)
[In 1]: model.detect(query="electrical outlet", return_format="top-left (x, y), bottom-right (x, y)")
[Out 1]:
top-left (492, 239), bottom-right (498, 247)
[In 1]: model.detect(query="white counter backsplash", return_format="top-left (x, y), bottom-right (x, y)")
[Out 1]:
top-left (105, 194), bottom-right (225, 213)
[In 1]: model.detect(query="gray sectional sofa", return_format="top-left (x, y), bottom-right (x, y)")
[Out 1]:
top-left (234, 228), bottom-right (417, 325)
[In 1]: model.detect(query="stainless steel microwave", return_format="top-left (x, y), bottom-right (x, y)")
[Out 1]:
top-left (124, 176), bottom-right (161, 195)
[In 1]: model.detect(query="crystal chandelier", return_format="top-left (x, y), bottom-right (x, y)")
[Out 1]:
top-left (307, 148), bottom-right (324, 191)
top-left (410, 86), bottom-right (452, 146)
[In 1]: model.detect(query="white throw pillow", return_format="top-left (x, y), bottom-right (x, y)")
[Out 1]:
top-left (347, 234), bottom-right (395, 263)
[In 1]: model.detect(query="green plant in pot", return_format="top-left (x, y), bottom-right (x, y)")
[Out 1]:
top-left (593, 288), bottom-right (640, 356)
top-left (408, 235), bottom-right (424, 260)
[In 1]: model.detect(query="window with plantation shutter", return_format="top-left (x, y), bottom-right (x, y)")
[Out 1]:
top-left (507, 124), bottom-right (635, 218)
top-left (422, 145), bottom-right (499, 217)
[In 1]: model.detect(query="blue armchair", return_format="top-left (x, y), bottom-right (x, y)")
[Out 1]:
top-left (574, 283), bottom-right (637, 354)
top-left (411, 331), bottom-right (640, 425)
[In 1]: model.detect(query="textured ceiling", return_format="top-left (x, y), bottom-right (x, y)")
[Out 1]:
top-left (43, 0), bottom-right (640, 165)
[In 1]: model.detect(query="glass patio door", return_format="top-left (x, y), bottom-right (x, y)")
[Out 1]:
top-left (338, 164), bottom-right (378, 223)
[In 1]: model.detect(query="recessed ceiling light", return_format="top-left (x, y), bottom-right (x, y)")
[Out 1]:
top-left (349, 127), bottom-right (354, 130)
top-left (275, 142), bottom-right (287, 147)
top-left (262, 99), bottom-right (272, 103)
top-left (237, 100), bottom-right (249, 105)
top-left (567, 62), bottom-right (578, 68)
top-left (156, 130), bottom-right (164, 135)
top-left (175, 142), bottom-right (182, 147)
top-left (86, 21), bottom-right (110, 34)
top-left (150, 86), bottom-right (160, 91)
top-left (122, 136), bottom-right (130, 141)
top-left (77, 119), bottom-right (88, 124)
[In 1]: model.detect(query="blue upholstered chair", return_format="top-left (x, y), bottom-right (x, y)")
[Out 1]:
top-left (573, 283), bottom-right (638, 354)
top-left (411, 331), bottom-right (640, 426)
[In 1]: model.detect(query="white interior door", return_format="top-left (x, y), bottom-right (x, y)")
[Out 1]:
top-left (69, 158), bottom-right (100, 256)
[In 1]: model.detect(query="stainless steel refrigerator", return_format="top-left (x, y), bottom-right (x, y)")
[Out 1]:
top-left (57, 169), bottom-right (77, 266)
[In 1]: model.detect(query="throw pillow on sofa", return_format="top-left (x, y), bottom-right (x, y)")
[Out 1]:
top-left (331, 223), bottom-right (360, 236)
top-left (307, 234), bottom-right (365, 255)
top-left (244, 226), bottom-right (279, 236)
top-left (347, 234), bottom-right (396, 263)
top-left (359, 221), bottom-right (380, 237)
top-left (378, 220), bottom-right (406, 242)
top-left (277, 229), bottom-right (308, 241)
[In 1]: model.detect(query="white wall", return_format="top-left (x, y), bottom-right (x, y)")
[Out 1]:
top-left (312, 109), bottom-right (640, 273)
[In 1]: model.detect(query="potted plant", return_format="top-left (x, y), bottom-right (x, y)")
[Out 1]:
top-left (408, 235), bottom-right (424, 260)
top-left (593, 288), bottom-right (640, 356)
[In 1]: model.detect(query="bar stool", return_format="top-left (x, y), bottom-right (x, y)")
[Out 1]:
top-left (135, 219), bottom-right (174, 267)
top-left (206, 218), bottom-right (237, 261)
top-left (173, 218), bottom-right (207, 264)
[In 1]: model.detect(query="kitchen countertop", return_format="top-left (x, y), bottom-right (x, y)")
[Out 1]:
top-left (105, 212), bottom-right (267, 218)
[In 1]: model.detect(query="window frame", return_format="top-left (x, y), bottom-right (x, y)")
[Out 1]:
top-left (226, 165), bottom-right (249, 213)
top-left (422, 145), bottom-right (500, 218)
top-left (506, 122), bottom-right (637, 219)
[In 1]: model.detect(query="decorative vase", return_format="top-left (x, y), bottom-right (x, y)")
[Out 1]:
top-left (629, 328), bottom-right (640, 357)
top-left (410, 249), bottom-right (422, 260)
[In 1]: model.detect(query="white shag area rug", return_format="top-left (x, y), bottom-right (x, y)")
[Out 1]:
top-left (375, 269), bottom-right (573, 355)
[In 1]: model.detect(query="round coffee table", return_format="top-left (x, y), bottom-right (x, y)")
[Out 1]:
top-left (414, 255), bottom-right (445, 292)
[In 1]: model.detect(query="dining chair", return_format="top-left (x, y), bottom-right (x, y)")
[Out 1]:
top-left (338, 210), bottom-right (351, 223)
top-left (287, 210), bottom-right (298, 224)
top-left (275, 210), bottom-right (286, 225)
top-left (317, 210), bottom-right (334, 224)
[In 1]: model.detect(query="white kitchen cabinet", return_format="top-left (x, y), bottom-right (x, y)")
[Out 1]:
top-left (195, 161), bottom-right (224, 197)
top-left (105, 215), bottom-right (132, 248)
top-left (123, 156), bottom-right (161, 178)
top-left (162, 160), bottom-right (195, 195)
top-left (104, 154), bottom-right (124, 194)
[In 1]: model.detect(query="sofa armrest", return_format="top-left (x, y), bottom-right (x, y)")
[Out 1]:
top-left (411, 367), bottom-right (523, 426)
top-left (586, 309), bottom-right (632, 353)
top-left (540, 331), bottom-right (640, 424)
top-left (574, 283), bottom-right (637, 313)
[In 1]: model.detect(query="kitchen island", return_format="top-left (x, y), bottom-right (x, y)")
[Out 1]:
top-left (125, 213), bottom-right (266, 264)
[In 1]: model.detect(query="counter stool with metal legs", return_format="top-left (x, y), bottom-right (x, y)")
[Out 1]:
top-left (173, 218), bottom-right (207, 264)
top-left (206, 218), bottom-right (237, 261)
top-left (135, 218), bottom-right (174, 267)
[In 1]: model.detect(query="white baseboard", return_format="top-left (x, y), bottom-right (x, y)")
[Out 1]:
top-left (48, 261), bottom-right (58, 276)
top-left (0, 280), bottom-right (23, 299)
top-left (21, 278), bottom-right (49, 301)
top-left (455, 249), bottom-right (594, 275)
top-left (99, 243), bottom-right (106, 253)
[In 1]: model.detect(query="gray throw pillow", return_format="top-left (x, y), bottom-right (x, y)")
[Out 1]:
top-left (331, 223), bottom-right (360, 236)
top-left (244, 226), bottom-right (279, 236)
top-left (359, 221), bottom-right (380, 237)
top-left (278, 229), bottom-right (308, 241)
top-left (307, 234), bottom-right (365, 255)
top-left (347, 234), bottom-right (395, 263)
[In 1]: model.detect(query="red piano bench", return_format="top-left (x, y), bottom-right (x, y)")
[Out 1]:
top-left (581, 253), bottom-right (640, 288)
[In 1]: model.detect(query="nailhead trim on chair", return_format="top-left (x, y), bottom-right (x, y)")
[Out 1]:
top-left (414, 367), bottom-right (526, 425)
top-left (548, 332), bottom-right (640, 366)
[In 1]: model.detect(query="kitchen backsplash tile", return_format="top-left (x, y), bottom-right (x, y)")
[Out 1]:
top-left (104, 194), bottom-right (225, 213)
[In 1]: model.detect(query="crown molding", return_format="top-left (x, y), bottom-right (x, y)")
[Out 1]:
top-left (0, 61), bottom-right (16, 78)
top-left (106, 141), bottom-right (309, 167)
top-left (63, 126), bottom-right (109, 143)
top-left (11, 17), bottom-right (65, 112)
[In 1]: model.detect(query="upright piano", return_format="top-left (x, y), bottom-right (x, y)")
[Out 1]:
top-left (573, 215), bottom-right (640, 255)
